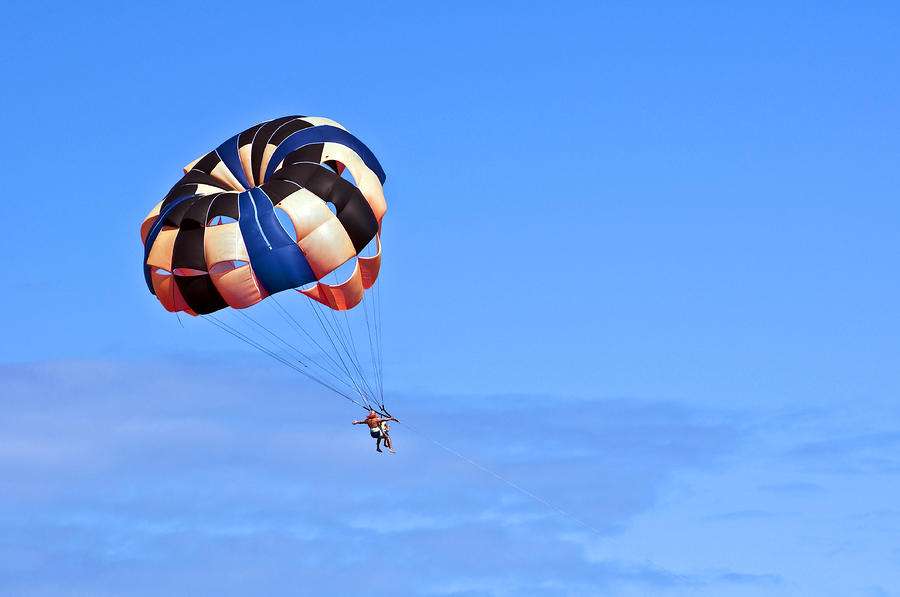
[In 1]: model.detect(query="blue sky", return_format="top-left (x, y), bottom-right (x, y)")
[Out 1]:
top-left (1, 1), bottom-right (898, 595)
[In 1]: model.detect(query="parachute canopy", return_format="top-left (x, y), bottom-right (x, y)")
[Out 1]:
top-left (140, 116), bottom-right (390, 414)
top-left (141, 116), bottom-right (387, 315)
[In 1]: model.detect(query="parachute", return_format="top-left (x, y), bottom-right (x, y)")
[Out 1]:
top-left (140, 116), bottom-right (388, 413)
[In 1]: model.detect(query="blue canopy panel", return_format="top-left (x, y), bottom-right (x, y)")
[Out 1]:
top-left (239, 187), bottom-right (316, 295)
top-left (215, 133), bottom-right (253, 190)
top-left (264, 125), bottom-right (386, 185)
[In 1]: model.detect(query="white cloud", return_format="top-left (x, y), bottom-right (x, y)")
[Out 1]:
top-left (0, 357), bottom-right (824, 596)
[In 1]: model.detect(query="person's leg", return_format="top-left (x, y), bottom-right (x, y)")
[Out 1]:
top-left (376, 437), bottom-right (383, 452)
top-left (385, 434), bottom-right (395, 453)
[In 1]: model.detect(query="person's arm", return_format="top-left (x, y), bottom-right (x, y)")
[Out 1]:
top-left (352, 420), bottom-right (363, 425)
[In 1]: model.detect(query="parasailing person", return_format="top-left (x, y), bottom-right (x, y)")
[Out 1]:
top-left (353, 410), bottom-right (398, 453)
